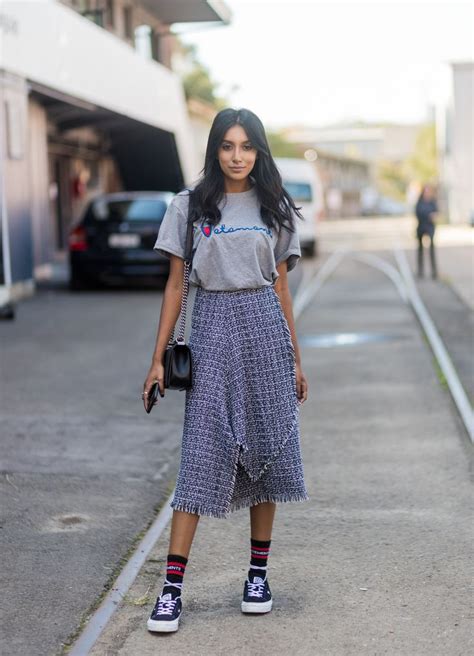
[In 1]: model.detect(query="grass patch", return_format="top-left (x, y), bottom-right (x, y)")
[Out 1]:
top-left (123, 586), bottom-right (152, 607)
top-left (420, 332), bottom-right (449, 391)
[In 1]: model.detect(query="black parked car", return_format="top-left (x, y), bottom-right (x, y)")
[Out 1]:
top-left (68, 191), bottom-right (174, 289)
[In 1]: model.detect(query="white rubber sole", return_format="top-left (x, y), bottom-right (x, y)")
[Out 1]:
top-left (147, 612), bottom-right (181, 633)
top-left (241, 599), bottom-right (273, 614)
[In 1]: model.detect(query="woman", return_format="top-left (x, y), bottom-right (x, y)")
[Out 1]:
top-left (415, 183), bottom-right (438, 279)
top-left (142, 107), bottom-right (309, 633)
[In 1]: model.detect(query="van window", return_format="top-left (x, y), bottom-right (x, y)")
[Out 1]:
top-left (283, 182), bottom-right (313, 203)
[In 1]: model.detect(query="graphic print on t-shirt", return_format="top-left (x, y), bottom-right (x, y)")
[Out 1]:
top-left (200, 221), bottom-right (273, 239)
top-left (201, 222), bottom-right (212, 238)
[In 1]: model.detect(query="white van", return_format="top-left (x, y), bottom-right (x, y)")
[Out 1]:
top-left (274, 157), bottom-right (324, 257)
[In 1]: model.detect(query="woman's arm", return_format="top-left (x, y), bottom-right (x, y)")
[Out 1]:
top-left (143, 255), bottom-right (185, 405)
top-left (274, 262), bottom-right (308, 403)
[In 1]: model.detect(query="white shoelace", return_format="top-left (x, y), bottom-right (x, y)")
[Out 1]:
top-left (247, 579), bottom-right (266, 598)
top-left (156, 597), bottom-right (177, 615)
top-left (154, 579), bottom-right (183, 615)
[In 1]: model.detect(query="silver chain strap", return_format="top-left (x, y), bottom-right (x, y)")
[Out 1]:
top-left (167, 258), bottom-right (191, 346)
top-left (167, 193), bottom-right (193, 347)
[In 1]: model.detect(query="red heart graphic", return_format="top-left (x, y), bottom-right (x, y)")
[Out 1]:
top-left (202, 224), bottom-right (211, 237)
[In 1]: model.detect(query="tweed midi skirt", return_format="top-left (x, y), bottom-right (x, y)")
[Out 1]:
top-left (170, 284), bottom-right (309, 519)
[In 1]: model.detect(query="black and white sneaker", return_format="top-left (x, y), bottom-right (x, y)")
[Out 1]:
top-left (147, 592), bottom-right (183, 632)
top-left (241, 574), bottom-right (273, 613)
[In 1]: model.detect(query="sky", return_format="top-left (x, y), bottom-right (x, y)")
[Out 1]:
top-left (175, 0), bottom-right (473, 130)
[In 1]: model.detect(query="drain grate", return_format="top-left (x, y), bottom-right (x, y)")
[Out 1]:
top-left (299, 332), bottom-right (405, 348)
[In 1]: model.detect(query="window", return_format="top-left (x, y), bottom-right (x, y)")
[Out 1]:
top-left (283, 182), bottom-right (313, 203)
top-left (88, 199), bottom-right (169, 222)
top-left (106, 0), bottom-right (115, 28)
top-left (82, 10), bottom-right (105, 28)
top-left (123, 6), bottom-right (133, 40)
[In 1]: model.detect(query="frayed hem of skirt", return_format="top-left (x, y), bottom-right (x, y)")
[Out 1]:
top-left (229, 491), bottom-right (310, 514)
top-left (170, 492), bottom-right (310, 519)
top-left (170, 498), bottom-right (233, 519)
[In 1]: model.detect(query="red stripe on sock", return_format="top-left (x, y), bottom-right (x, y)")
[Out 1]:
top-left (166, 569), bottom-right (184, 576)
top-left (251, 554), bottom-right (269, 559)
top-left (167, 561), bottom-right (187, 568)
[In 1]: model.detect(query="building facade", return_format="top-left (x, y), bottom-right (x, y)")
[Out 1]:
top-left (0, 0), bottom-right (230, 300)
top-left (282, 122), bottom-right (422, 216)
top-left (436, 61), bottom-right (474, 224)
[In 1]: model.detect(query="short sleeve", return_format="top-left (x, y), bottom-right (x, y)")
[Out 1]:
top-left (153, 195), bottom-right (188, 259)
top-left (274, 219), bottom-right (301, 272)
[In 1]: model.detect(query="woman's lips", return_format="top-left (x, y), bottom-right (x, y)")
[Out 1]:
top-left (230, 167), bottom-right (245, 171)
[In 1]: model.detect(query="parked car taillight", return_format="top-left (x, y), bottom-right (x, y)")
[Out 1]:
top-left (69, 226), bottom-right (88, 251)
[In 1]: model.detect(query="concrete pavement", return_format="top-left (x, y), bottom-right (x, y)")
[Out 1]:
top-left (88, 237), bottom-right (472, 655)
top-left (2, 216), bottom-right (472, 655)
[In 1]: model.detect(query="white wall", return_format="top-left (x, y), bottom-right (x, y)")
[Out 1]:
top-left (0, 0), bottom-right (200, 183)
top-left (451, 64), bottom-right (474, 223)
top-left (436, 62), bottom-right (474, 223)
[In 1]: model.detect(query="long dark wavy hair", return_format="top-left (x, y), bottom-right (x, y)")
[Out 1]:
top-left (186, 108), bottom-right (304, 236)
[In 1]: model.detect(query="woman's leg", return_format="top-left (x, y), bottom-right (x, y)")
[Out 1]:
top-left (147, 511), bottom-right (200, 631)
top-left (168, 509), bottom-right (200, 558)
top-left (152, 510), bottom-right (199, 604)
top-left (429, 233), bottom-right (438, 279)
top-left (417, 233), bottom-right (424, 277)
top-left (243, 502), bottom-right (276, 611)
top-left (250, 501), bottom-right (276, 540)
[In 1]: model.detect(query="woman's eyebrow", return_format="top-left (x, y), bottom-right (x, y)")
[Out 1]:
top-left (221, 139), bottom-right (252, 144)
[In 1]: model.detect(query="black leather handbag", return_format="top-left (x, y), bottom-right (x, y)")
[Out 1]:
top-left (163, 207), bottom-right (194, 391)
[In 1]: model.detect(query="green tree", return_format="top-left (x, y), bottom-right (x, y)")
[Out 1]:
top-left (377, 123), bottom-right (438, 200)
top-left (376, 159), bottom-right (407, 201)
top-left (180, 43), bottom-right (227, 109)
top-left (266, 131), bottom-right (302, 158)
top-left (405, 123), bottom-right (438, 184)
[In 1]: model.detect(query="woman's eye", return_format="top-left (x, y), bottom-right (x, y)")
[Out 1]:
top-left (221, 143), bottom-right (254, 151)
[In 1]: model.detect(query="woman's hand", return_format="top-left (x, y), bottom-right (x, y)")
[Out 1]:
top-left (142, 361), bottom-right (165, 410)
top-left (295, 363), bottom-right (308, 405)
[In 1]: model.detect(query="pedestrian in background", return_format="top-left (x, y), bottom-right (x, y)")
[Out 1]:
top-left (415, 183), bottom-right (439, 279)
top-left (142, 107), bottom-right (309, 633)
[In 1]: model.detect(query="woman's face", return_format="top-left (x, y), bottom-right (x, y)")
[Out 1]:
top-left (423, 185), bottom-right (435, 200)
top-left (217, 125), bottom-right (258, 183)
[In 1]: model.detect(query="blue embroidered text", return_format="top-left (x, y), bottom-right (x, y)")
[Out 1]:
top-left (212, 224), bottom-right (273, 237)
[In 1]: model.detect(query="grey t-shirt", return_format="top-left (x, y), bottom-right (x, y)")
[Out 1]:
top-left (153, 185), bottom-right (301, 291)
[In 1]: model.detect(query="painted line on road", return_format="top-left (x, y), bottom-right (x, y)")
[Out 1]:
top-left (393, 244), bottom-right (474, 443)
top-left (294, 244), bottom-right (473, 444)
top-left (351, 251), bottom-right (409, 303)
top-left (292, 257), bottom-right (320, 319)
top-left (293, 246), bottom-right (349, 319)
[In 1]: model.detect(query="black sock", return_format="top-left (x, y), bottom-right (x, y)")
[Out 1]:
top-left (162, 553), bottom-right (188, 599)
top-left (248, 538), bottom-right (271, 581)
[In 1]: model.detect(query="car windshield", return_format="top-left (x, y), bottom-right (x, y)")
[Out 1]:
top-left (283, 182), bottom-right (313, 203)
top-left (89, 199), bottom-right (168, 222)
